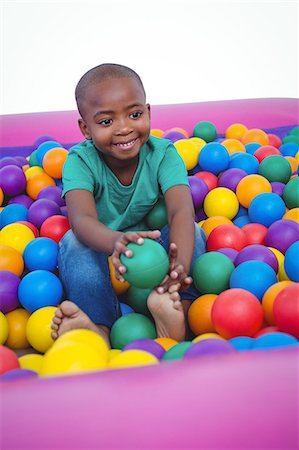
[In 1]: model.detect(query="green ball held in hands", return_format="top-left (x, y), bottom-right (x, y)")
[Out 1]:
top-left (120, 238), bottom-right (169, 289)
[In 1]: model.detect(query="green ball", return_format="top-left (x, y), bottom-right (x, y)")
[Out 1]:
top-left (145, 198), bottom-right (168, 230)
top-left (283, 177), bottom-right (299, 209)
top-left (192, 252), bottom-right (235, 294)
top-left (162, 341), bottom-right (193, 361)
top-left (288, 126), bottom-right (299, 138)
top-left (110, 313), bottom-right (157, 349)
top-left (282, 135), bottom-right (299, 145)
top-left (120, 238), bottom-right (169, 289)
top-left (193, 121), bottom-right (217, 143)
top-left (126, 286), bottom-right (152, 318)
top-left (258, 155), bottom-right (292, 183)
top-left (28, 150), bottom-right (40, 167)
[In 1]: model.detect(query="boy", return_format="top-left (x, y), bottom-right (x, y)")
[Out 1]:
top-left (51, 63), bottom-right (206, 347)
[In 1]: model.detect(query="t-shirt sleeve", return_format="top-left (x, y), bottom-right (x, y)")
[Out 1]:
top-left (158, 142), bottom-right (189, 194)
top-left (62, 152), bottom-right (95, 197)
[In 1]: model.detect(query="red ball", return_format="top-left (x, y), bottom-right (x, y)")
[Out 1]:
top-left (207, 224), bottom-right (248, 251)
top-left (273, 283), bottom-right (299, 338)
top-left (255, 326), bottom-right (279, 337)
top-left (0, 345), bottom-right (20, 375)
top-left (212, 288), bottom-right (263, 339)
top-left (242, 223), bottom-right (268, 245)
top-left (267, 134), bottom-right (282, 149)
top-left (40, 215), bottom-right (70, 243)
top-left (17, 220), bottom-right (39, 237)
top-left (194, 171), bottom-right (218, 191)
top-left (254, 145), bottom-right (281, 163)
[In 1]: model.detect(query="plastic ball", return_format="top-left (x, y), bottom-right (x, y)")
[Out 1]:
top-left (285, 156), bottom-right (298, 174)
top-left (203, 187), bottom-right (239, 219)
top-left (0, 204), bottom-right (28, 228)
top-left (18, 353), bottom-right (44, 373)
top-left (42, 147), bottom-right (68, 179)
top-left (229, 336), bottom-right (254, 351)
top-left (217, 247), bottom-right (238, 263)
top-left (198, 142), bottom-right (230, 175)
top-left (225, 123), bottom-right (248, 140)
top-left (154, 337), bottom-right (178, 350)
top-left (265, 219), bottom-right (299, 254)
top-left (221, 138), bottom-right (246, 155)
top-left (37, 185), bottom-right (65, 207)
top-left (241, 128), bottom-right (269, 145)
top-left (193, 121), bottom-right (217, 142)
top-left (28, 199), bottom-right (61, 228)
top-left (18, 270), bottom-right (62, 312)
top-left (0, 367), bottom-right (38, 380)
top-left (207, 224), bottom-right (248, 251)
top-left (192, 252), bottom-right (235, 294)
top-left (35, 141), bottom-right (61, 166)
top-left (244, 143), bottom-right (261, 155)
top-left (0, 311), bottom-right (9, 344)
top-left (8, 194), bottom-right (34, 208)
top-left (51, 329), bottom-right (109, 359)
top-left (218, 168), bottom-right (247, 192)
top-left (187, 294), bottom-right (217, 335)
top-left (189, 137), bottom-right (206, 153)
top-left (258, 155), bottom-right (292, 183)
top-left (262, 281), bottom-right (293, 325)
top-left (273, 283), bottom-right (299, 338)
top-left (201, 216), bottom-right (232, 238)
top-left (188, 176), bottom-right (209, 210)
top-left (252, 331), bottom-right (298, 350)
top-left (284, 241), bottom-right (299, 282)
top-left (0, 165), bottom-right (27, 197)
top-left (230, 260), bottom-right (278, 300)
top-left (0, 270), bottom-right (20, 313)
top-left (174, 139), bottom-right (199, 170)
top-left (283, 177), bottom-right (299, 209)
top-left (120, 303), bottom-right (134, 315)
top-left (192, 332), bottom-right (225, 342)
top-left (23, 237), bottom-right (59, 272)
top-left (242, 223), bottom-right (268, 245)
top-left (17, 220), bottom-right (39, 237)
top-left (0, 245), bottom-right (24, 276)
top-left (279, 142), bottom-right (299, 157)
top-left (145, 198), bottom-right (168, 229)
top-left (25, 165), bottom-right (44, 180)
top-left (271, 181), bottom-right (285, 197)
top-left (39, 215), bottom-right (70, 243)
top-left (211, 288), bottom-right (263, 338)
top-left (123, 338), bottom-right (165, 359)
top-left (120, 238), bottom-right (169, 289)
top-left (194, 171), bottom-right (218, 191)
top-left (236, 174), bottom-right (272, 208)
top-left (150, 129), bottom-right (164, 138)
top-left (108, 256), bottom-right (130, 296)
top-left (228, 152), bottom-right (259, 175)
top-left (0, 345), bottom-right (20, 375)
top-left (126, 286), bottom-right (152, 317)
top-left (25, 306), bottom-right (56, 353)
top-left (162, 341), bottom-right (193, 360)
top-left (248, 193), bottom-right (286, 227)
top-left (235, 244), bottom-right (278, 272)
top-left (26, 172), bottom-right (56, 200)
top-left (5, 308), bottom-right (31, 349)
top-left (184, 339), bottom-right (236, 358)
top-left (254, 145), bottom-right (281, 163)
top-left (282, 135), bottom-right (299, 145)
top-left (283, 208), bottom-right (299, 223)
top-left (110, 313), bottom-right (157, 349)
top-left (233, 215), bottom-right (250, 228)
top-left (162, 130), bottom-right (187, 142)
top-left (108, 349), bottom-right (159, 369)
top-left (267, 133), bottom-right (282, 148)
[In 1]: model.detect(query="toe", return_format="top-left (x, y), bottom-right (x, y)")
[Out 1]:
top-left (51, 331), bottom-right (58, 340)
top-left (53, 316), bottom-right (62, 325)
top-left (51, 322), bottom-right (59, 330)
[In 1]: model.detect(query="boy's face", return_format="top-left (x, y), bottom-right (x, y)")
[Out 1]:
top-left (78, 77), bottom-right (150, 165)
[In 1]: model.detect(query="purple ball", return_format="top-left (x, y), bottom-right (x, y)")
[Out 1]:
top-left (195, 208), bottom-right (208, 222)
top-left (28, 199), bottom-right (61, 228)
top-left (60, 205), bottom-right (68, 217)
top-left (34, 135), bottom-right (55, 149)
top-left (0, 157), bottom-right (21, 169)
top-left (8, 194), bottom-right (34, 208)
top-left (265, 219), bottom-right (299, 254)
top-left (14, 156), bottom-right (29, 167)
top-left (235, 244), bottom-right (278, 272)
top-left (0, 368), bottom-right (38, 380)
top-left (218, 168), bottom-right (247, 192)
top-left (123, 338), bottom-right (165, 360)
top-left (188, 176), bottom-right (209, 210)
top-left (271, 182), bottom-right (285, 197)
top-left (184, 339), bottom-right (236, 358)
top-left (0, 165), bottom-right (27, 197)
top-left (0, 270), bottom-right (20, 313)
top-left (162, 130), bottom-right (187, 143)
top-left (37, 186), bottom-right (65, 207)
top-left (217, 247), bottom-right (238, 263)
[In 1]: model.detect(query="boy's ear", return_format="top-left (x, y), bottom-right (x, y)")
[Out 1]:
top-left (146, 104), bottom-right (151, 118)
top-left (78, 118), bottom-right (92, 140)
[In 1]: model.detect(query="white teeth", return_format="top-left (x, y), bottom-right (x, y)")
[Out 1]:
top-left (115, 139), bottom-right (135, 147)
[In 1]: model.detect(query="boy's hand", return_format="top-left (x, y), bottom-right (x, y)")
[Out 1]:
top-left (156, 242), bottom-right (192, 294)
top-left (111, 230), bottom-right (161, 282)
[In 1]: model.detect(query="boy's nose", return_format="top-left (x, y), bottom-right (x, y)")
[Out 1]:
top-left (115, 118), bottom-right (133, 135)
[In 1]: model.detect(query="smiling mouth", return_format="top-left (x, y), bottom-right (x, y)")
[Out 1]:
top-left (113, 138), bottom-right (137, 150)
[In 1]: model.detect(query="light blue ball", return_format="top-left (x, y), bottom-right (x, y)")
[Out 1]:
top-left (198, 142), bottom-right (230, 175)
top-left (0, 204), bottom-right (28, 228)
top-left (229, 336), bottom-right (254, 351)
top-left (252, 332), bottom-right (298, 350)
top-left (228, 152), bottom-right (259, 174)
top-left (36, 141), bottom-right (61, 166)
top-left (23, 237), bottom-right (59, 272)
top-left (248, 192), bottom-right (286, 227)
top-left (284, 241), bottom-right (299, 282)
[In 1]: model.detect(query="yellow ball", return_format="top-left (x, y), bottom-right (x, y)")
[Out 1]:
top-left (108, 349), bottom-right (159, 369)
top-left (108, 349), bottom-right (122, 361)
top-left (40, 341), bottom-right (107, 376)
top-left (5, 308), bottom-right (31, 349)
top-left (24, 166), bottom-right (44, 181)
top-left (26, 306), bottom-right (56, 353)
top-left (203, 187), bottom-right (239, 219)
top-left (150, 129), bottom-right (164, 138)
top-left (18, 353), bottom-right (44, 373)
top-left (51, 329), bottom-right (109, 361)
top-left (192, 332), bottom-right (226, 342)
top-left (108, 256), bottom-right (130, 295)
top-left (0, 223), bottom-right (35, 254)
top-left (0, 311), bottom-right (9, 344)
top-left (0, 245), bottom-right (24, 276)
top-left (189, 137), bottom-right (206, 153)
top-left (268, 247), bottom-right (289, 281)
top-left (174, 139), bottom-right (199, 170)
top-left (236, 174), bottom-right (272, 208)
top-left (283, 207), bottom-right (299, 223)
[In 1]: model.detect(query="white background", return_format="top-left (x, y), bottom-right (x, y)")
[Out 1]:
top-left (1, 0), bottom-right (298, 114)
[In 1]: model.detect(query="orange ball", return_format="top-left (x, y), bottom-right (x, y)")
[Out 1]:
top-left (0, 187), bottom-right (4, 206)
top-left (5, 308), bottom-right (31, 349)
top-left (201, 216), bottom-right (233, 238)
top-left (0, 245), bottom-right (24, 276)
top-left (26, 172), bottom-right (56, 200)
top-left (150, 129), bottom-right (164, 138)
top-left (283, 207), bottom-right (299, 223)
top-left (241, 128), bottom-right (269, 146)
top-left (42, 147), bottom-right (68, 179)
top-left (225, 123), bottom-right (248, 140)
top-left (188, 294), bottom-right (217, 335)
top-left (262, 281), bottom-right (293, 325)
top-left (108, 256), bottom-right (130, 295)
top-left (236, 174), bottom-right (272, 208)
top-left (221, 139), bottom-right (246, 155)
top-left (154, 337), bottom-right (178, 350)
top-left (284, 156), bottom-right (298, 174)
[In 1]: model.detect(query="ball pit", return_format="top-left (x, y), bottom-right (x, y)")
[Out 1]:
top-left (0, 98), bottom-right (298, 449)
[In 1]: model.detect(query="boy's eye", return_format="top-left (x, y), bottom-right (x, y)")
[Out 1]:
top-left (129, 111), bottom-right (142, 119)
top-left (99, 119), bottom-right (112, 126)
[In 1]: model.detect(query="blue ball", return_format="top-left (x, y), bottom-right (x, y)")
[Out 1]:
top-left (198, 142), bottom-right (230, 175)
top-left (0, 204), bottom-right (28, 228)
top-left (233, 215), bottom-right (251, 228)
top-left (229, 336), bottom-right (254, 351)
top-left (234, 204), bottom-right (248, 219)
top-left (18, 270), bottom-right (63, 312)
top-left (284, 241), bottom-right (299, 282)
top-left (36, 141), bottom-right (61, 166)
top-left (23, 237), bottom-right (59, 272)
top-left (248, 192), bottom-right (286, 227)
top-left (245, 143), bottom-right (262, 155)
top-left (279, 142), bottom-right (299, 157)
top-left (230, 260), bottom-right (277, 300)
top-left (252, 332), bottom-right (298, 350)
top-left (228, 152), bottom-right (259, 174)
top-left (120, 303), bottom-right (135, 315)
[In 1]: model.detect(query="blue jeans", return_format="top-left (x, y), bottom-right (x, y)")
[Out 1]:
top-left (58, 224), bottom-right (206, 328)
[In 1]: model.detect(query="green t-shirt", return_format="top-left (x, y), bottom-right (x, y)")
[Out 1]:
top-left (62, 135), bottom-right (189, 232)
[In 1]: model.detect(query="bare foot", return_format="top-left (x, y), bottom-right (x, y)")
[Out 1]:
top-left (147, 285), bottom-right (186, 342)
top-left (51, 300), bottom-right (110, 347)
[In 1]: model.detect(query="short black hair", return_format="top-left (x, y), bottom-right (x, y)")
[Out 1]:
top-left (75, 63), bottom-right (146, 117)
